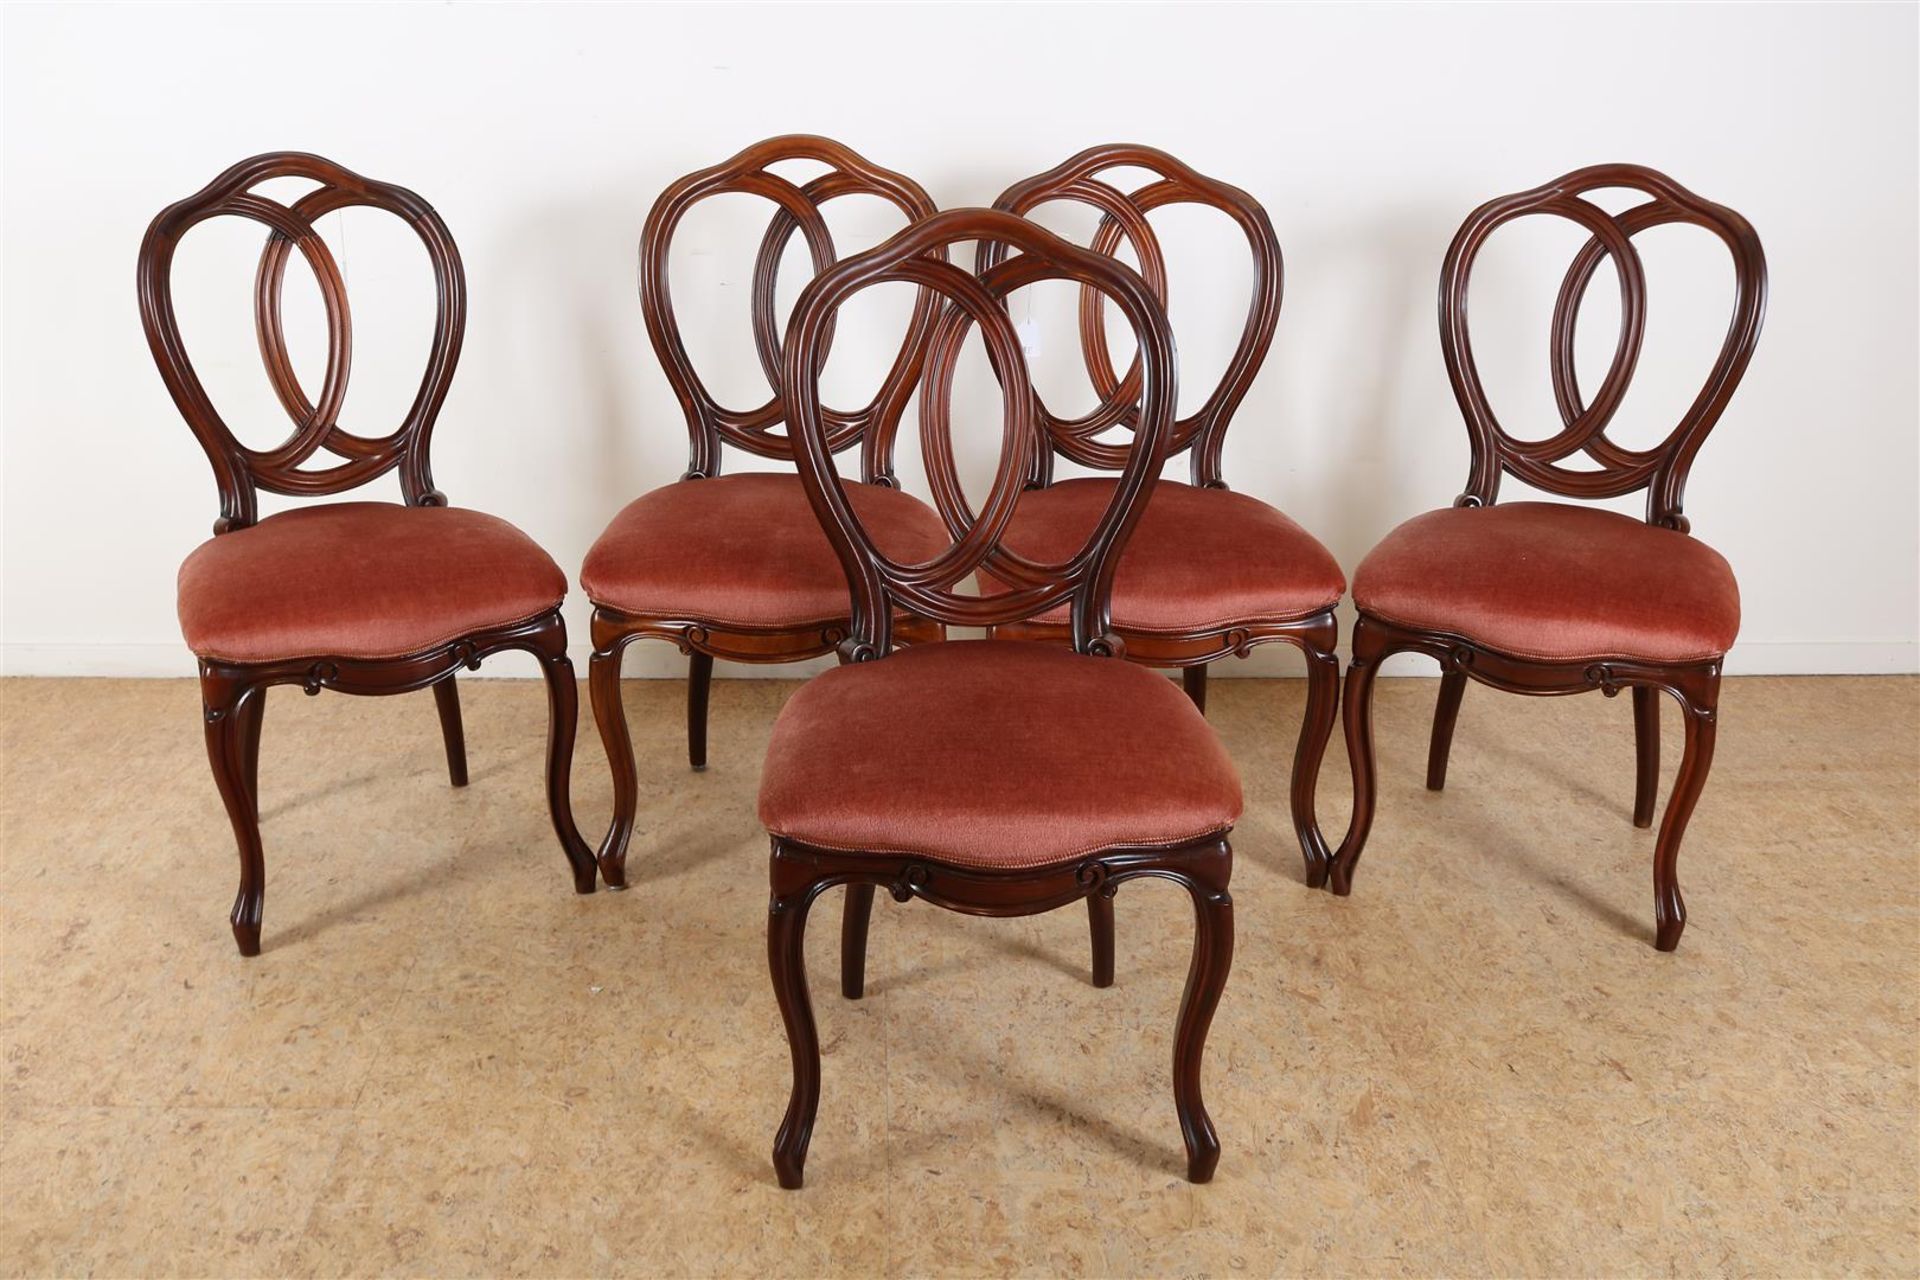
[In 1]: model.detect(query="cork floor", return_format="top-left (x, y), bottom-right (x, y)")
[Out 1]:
top-left (1, 674), bottom-right (1915, 1277)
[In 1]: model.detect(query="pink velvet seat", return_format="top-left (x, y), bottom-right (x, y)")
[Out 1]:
top-left (178, 502), bottom-right (567, 664)
top-left (996, 478), bottom-right (1346, 631)
top-left (760, 640), bottom-right (1242, 870)
top-left (1353, 502), bottom-right (1740, 663)
top-left (580, 472), bottom-right (948, 628)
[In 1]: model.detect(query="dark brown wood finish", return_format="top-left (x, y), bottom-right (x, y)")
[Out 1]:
top-left (975, 145), bottom-right (1280, 488)
top-left (589, 136), bottom-right (944, 888)
top-left (972, 145), bottom-right (1341, 887)
top-left (1330, 164), bottom-right (1766, 952)
top-left (769, 208), bottom-right (1232, 1188)
top-left (139, 153), bottom-right (596, 955)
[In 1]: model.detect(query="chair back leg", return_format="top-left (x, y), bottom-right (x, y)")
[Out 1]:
top-left (1426, 669), bottom-right (1469, 791)
top-left (687, 651), bottom-right (714, 770)
top-left (1632, 685), bottom-right (1661, 828)
top-left (432, 677), bottom-right (469, 787)
top-left (839, 883), bottom-right (875, 999)
top-left (1181, 664), bottom-right (1208, 713)
top-left (1087, 893), bottom-right (1116, 988)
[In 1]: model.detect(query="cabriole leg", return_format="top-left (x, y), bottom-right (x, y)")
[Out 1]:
top-left (769, 852), bottom-right (823, 1189)
top-left (529, 621), bottom-right (598, 896)
top-left (1653, 682), bottom-right (1718, 952)
top-left (237, 684), bottom-right (266, 821)
top-left (1292, 636), bottom-right (1341, 887)
top-left (1171, 846), bottom-right (1234, 1183)
top-left (588, 633), bottom-right (637, 889)
top-left (203, 677), bottom-right (265, 956)
top-left (1328, 617), bottom-right (1389, 896)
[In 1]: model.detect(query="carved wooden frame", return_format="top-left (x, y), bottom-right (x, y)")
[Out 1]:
top-left (769, 835), bottom-right (1233, 1188)
top-left (1330, 164), bottom-right (1766, 952)
top-left (766, 207), bottom-right (1232, 1187)
top-left (588, 136), bottom-right (944, 889)
top-left (977, 144), bottom-right (1340, 884)
top-left (139, 152), bottom-right (596, 955)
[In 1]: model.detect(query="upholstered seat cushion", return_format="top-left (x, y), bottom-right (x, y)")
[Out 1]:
top-left (759, 640), bottom-right (1242, 870)
top-left (1353, 502), bottom-right (1740, 663)
top-left (581, 472), bottom-right (949, 628)
top-left (178, 502), bottom-right (567, 663)
top-left (991, 478), bottom-right (1345, 632)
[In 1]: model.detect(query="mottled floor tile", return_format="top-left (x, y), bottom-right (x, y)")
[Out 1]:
top-left (1, 675), bottom-right (1915, 1276)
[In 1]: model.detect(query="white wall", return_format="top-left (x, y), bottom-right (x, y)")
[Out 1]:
top-left (4, 1), bottom-right (1915, 679)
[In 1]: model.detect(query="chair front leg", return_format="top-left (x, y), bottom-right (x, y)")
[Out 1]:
top-left (1633, 685), bottom-right (1660, 829)
top-left (237, 683), bottom-right (266, 821)
top-left (1171, 843), bottom-right (1234, 1184)
top-left (1425, 668), bottom-right (1468, 791)
top-left (1653, 678), bottom-right (1719, 952)
top-left (1328, 615), bottom-right (1389, 896)
top-left (587, 626), bottom-right (638, 889)
top-left (432, 676), bottom-right (469, 787)
top-left (526, 617), bottom-right (598, 896)
top-left (769, 845), bottom-right (824, 1189)
top-left (202, 675), bottom-right (265, 956)
top-left (1292, 629), bottom-right (1341, 887)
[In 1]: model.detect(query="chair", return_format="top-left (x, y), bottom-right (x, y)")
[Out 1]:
top-left (1328, 164), bottom-right (1767, 952)
top-left (583, 136), bottom-right (949, 888)
top-left (138, 153), bottom-right (598, 956)
top-left (979, 146), bottom-right (1346, 889)
top-left (760, 207), bottom-right (1238, 1188)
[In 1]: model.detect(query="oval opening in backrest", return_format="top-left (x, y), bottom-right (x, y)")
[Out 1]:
top-left (664, 189), bottom-right (789, 420)
top-left (1573, 216), bottom-right (1736, 457)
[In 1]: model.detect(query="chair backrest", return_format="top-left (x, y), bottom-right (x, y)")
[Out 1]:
top-left (980, 144), bottom-right (1281, 488)
top-left (640, 135), bottom-right (942, 485)
top-left (1440, 163), bottom-right (1767, 532)
top-left (785, 208), bottom-right (1178, 662)
top-left (138, 152), bottom-right (465, 535)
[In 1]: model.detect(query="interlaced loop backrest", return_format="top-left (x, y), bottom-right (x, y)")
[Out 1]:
top-left (785, 209), bottom-right (1178, 663)
top-left (977, 144), bottom-right (1281, 488)
top-left (138, 152), bottom-right (466, 535)
top-left (1440, 163), bottom-right (1767, 531)
top-left (639, 135), bottom-right (943, 484)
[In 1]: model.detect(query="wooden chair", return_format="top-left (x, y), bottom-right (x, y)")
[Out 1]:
top-left (1329, 164), bottom-right (1767, 951)
top-left (583, 136), bottom-right (948, 888)
top-left (760, 207), bottom-right (1238, 1188)
top-left (138, 153), bottom-right (597, 956)
top-left (979, 146), bottom-right (1346, 889)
